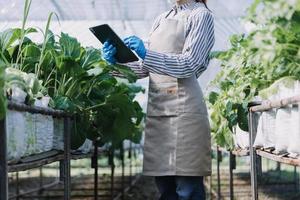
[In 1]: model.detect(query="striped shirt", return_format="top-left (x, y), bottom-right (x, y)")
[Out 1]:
top-left (119, 1), bottom-right (215, 79)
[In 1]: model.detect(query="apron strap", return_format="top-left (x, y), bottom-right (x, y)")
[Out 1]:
top-left (165, 6), bottom-right (177, 18)
top-left (152, 6), bottom-right (177, 33)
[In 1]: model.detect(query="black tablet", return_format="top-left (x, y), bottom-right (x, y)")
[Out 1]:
top-left (89, 24), bottom-right (139, 63)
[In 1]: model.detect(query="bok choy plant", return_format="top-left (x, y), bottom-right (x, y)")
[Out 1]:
top-left (0, 0), bottom-right (145, 149)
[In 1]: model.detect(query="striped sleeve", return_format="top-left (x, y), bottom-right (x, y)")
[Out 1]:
top-left (142, 10), bottom-right (215, 79)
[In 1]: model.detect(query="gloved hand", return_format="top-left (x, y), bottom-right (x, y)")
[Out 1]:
top-left (102, 40), bottom-right (117, 64)
top-left (123, 36), bottom-right (147, 59)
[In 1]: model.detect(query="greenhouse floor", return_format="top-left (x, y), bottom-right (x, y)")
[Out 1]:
top-left (208, 170), bottom-right (300, 200)
top-left (8, 161), bottom-right (300, 200)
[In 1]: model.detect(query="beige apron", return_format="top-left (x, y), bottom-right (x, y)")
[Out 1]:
top-left (143, 7), bottom-right (211, 176)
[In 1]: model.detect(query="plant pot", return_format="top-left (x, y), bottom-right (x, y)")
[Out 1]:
top-left (254, 113), bottom-right (264, 148)
top-left (24, 112), bottom-right (37, 156)
top-left (34, 97), bottom-right (54, 153)
top-left (53, 118), bottom-right (64, 151)
top-left (262, 109), bottom-right (276, 149)
top-left (287, 105), bottom-right (300, 157)
top-left (236, 125), bottom-right (249, 149)
top-left (6, 110), bottom-right (27, 161)
top-left (274, 106), bottom-right (291, 154)
top-left (77, 139), bottom-right (93, 154)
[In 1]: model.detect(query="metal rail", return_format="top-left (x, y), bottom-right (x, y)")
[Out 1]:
top-left (0, 118), bottom-right (8, 200)
top-left (0, 101), bottom-right (72, 200)
top-left (214, 145), bottom-right (249, 200)
top-left (1, 101), bottom-right (143, 200)
top-left (7, 101), bottom-right (72, 118)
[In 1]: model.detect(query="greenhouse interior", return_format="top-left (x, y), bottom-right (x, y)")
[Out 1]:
top-left (0, 0), bottom-right (300, 199)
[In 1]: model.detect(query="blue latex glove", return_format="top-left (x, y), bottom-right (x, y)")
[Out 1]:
top-left (123, 36), bottom-right (146, 59)
top-left (102, 40), bottom-right (117, 64)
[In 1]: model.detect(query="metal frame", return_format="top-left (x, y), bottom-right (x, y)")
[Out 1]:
top-left (249, 95), bottom-right (300, 200)
top-left (1, 101), bottom-right (143, 200)
top-left (0, 101), bottom-right (72, 200)
top-left (213, 101), bottom-right (260, 200)
top-left (0, 118), bottom-right (8, 200)
top-left (215, 147), bottom-right (249, 200)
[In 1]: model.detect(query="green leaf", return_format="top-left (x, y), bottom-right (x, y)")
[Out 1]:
top-left (208, 91), bottom-right (219, 105)
top-left (237, 104), bottom-right (249, 132)
top-left (53, 96), bottom-right (76, 112)
top-left (209, 51), bottom-right (226, 59)
top-left (71, 115), bottom-right (88, 150)
top-left (80, 47), bottom-right (102, 70)
top-left (56, 56), bottom-right (85, 77)
top-left (110, 64), bottom-right (138, 83)
top-left (59, 32), bottom-right (81, 60)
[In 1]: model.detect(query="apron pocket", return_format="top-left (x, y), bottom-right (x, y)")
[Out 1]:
top-left (147, 82), bottom-right (179, 116)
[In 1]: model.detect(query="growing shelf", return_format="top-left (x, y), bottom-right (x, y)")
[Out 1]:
top-left (256, 149), bottom-right (300, 167)
top-left (217, 146), bottom-right (250, 157)
top-left (249, 94), bottom-right (300, 200)
top-left (0, 102), bottom-right (72, 200)
top-left (8, 150), bottom-right (64, 172)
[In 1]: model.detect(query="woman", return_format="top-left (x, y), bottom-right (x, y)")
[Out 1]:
top-left (102, 0), bottom-right (214, 199)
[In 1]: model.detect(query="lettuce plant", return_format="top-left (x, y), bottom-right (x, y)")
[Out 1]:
top-left (209, 0), bottom-right (300, 149)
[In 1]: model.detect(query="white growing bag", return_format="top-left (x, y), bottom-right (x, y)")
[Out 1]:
top-left (254, 113), bottom-right (264, 148)
top-left (34, 97), bottom-right (54, 153)
top-left (262, 109), bottom-right (276, 149)
top-left (77, 139), bottom-right (93, 154)
top-left (274, 106), bottom-right (292, 154)
top-left (287, 81), bottom-right (300, 156)
top-left (53, 118), bottom-right (64, 151)
top-left (6, 110), bottom-right (27, 161)
top-left (288, 105), bottom-right (300, 156)
top-left (233, 133), bottom-right (239, 149)
top-left (24, 112), bottom-right (37, 156)
top-left (274, 79), bottom-right (296, 154)
top-left (236, 125), bottom-right (249, 149)
top-left (11, 86), bottom-right (27, 103)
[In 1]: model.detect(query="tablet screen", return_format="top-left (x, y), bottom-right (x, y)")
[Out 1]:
top-left (89, 24), bottom-right (139, 63)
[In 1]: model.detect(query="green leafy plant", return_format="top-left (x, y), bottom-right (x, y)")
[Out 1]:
top-left (208, 0), bottom-right (300, 149)
top-left (0, 0), bottom-right (145, 149)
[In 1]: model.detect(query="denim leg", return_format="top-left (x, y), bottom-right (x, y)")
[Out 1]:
top-left (175, 176), bottom-right (205, 200)
top-left (155, 176), bottom-right (178, 200)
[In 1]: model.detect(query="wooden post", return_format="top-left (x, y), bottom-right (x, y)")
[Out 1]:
top-left (92, 139), bottom-right (99, 200)
top-left (121, 143), bottom-right (125, 200)
top-left (63, 117), bottom-right (71, 200)
top-left (229, 153), bottom-right (236, 200)
top-left (249, 111), bottom-right (258, 200)
top-left (0, 118), bottom-right (8, 200)
top-left (216, 147), bottom-right (221, 200)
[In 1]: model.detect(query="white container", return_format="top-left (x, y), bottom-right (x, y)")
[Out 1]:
top-left (53, 118), bottom-right (64, 151)
top-left (6, 110), bottom-right (27, 161)
top-left (235, 125), bottom-right (249, 149)
top-left (233, 134), bottom-right (239, 149)
top-left (11, 87), bottom-right (27, 103)
top-left (262, 109), bottom-right (276, 149)
top-left (287, 105), bottom-right (300, 156)
top-left (34, 97), bottom-right (54, 153)
top-left (287, 81), bottom-right (300, 156)
top-left (77, 139), bottom-right (93, 154)
top-left (254, 114), bottom-right (264, 148)
top-left (24, 112), bottom-right (37, 156)
top-left (274, 106), bottom-right (292, 154)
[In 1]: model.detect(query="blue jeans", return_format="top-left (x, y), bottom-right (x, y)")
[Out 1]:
top-left (155, 176), bottom-right (205, 200)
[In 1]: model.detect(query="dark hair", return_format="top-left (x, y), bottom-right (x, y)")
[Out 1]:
top-left (195, 0), bottom-right (209, 10)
